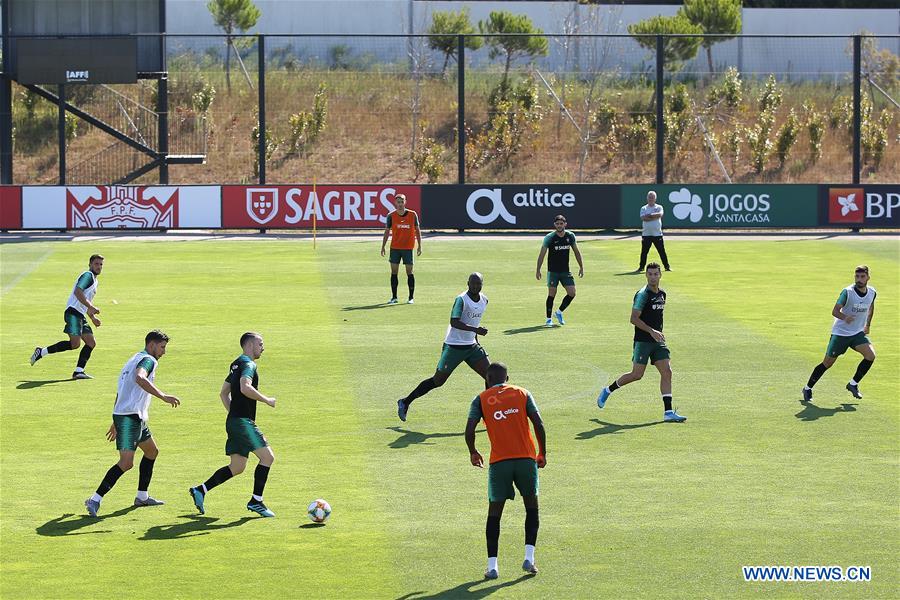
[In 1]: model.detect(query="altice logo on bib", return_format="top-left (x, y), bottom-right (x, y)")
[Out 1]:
top-left (668, 187), bottom-right (772, 224)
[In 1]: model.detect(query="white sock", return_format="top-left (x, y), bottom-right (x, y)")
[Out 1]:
top-left (525, 545), bottom-right (535, 563)
top-left (252, 494), bottom-right (263, 502)
top-left (136, 490), bottom-right (149, 501)
top-left (74, 367), bottom-right (84, 373)
top-left (849, 378), bottom-right (859, 386)
top-left (40, 347), bottom-right (48, 357)
top-left (200, 484), bottom-right (208, 494)
top-left (487, 557), bottom-right (498, 572)
top-left (90, 493), bottom-right (102, 503)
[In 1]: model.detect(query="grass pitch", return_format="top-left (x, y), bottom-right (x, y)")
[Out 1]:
top-left (1, 234), bottom-right (898, 599)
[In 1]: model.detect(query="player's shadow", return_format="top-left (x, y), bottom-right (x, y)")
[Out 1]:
top-left (614, 270), bottom-right (643, 276)
top-left (503, 325), bottom-right (556, 335)
top-left (17, 379), bottom-right (75, 389)
top-left (398, 574), bottom-right (532, 599)
top-left (139, 514), bottom-right (254, 540)
top-left (36, 506), bottom-right (138, 536)
top-left (387, 426), bottom-right (483, 449)
top-left (795, 401), bottom-right (858, 422)
top-left (576, 419), bottom-right (665, 440)
top-left (341, 303), bottom-right (398, 311)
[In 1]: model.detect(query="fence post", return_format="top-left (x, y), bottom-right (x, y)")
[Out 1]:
top-left (852, 34), bottom-right (861, 185)
top-left (258, 34), bottom-right (266, 185)
top-left (58, 84), bottom-right (66, 185)
top-left (655, 35), bottom-right (664, 184)
top-left (157, 74), bottom-right (169, 184)
top-left (457, 34), bottom-right (466, 184)
top-left (0, 0), bottom-right (12, 184)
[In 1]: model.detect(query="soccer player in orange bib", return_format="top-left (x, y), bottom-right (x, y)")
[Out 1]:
top-left (380, 193), bottom-right (422, 304)
top-left (465, 362), bottom-right (546, 580)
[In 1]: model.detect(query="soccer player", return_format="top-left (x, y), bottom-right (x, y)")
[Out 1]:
top-left (638, 191), bottom-right (671, 272)
top-left (190, 332), bottom-right (277, 518)
top-left (596, 263), bottom-right (686, 422)
top-left (802, 265), bottom-right (877, 402)
top-left (535, 215), bottom-right (583, 327)
top-left (465, 362), bottom-right (546, 580)
top-left (381, 193), bottom-right (422, 304)
top-left (84, 330), bottom-right (180, 517)
top-left (397, 273), bottom-right (489, 421)
top-left (30, 254), bottom-right (104, 379)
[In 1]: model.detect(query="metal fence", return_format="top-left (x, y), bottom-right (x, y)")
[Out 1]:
top-left (1, 33), bottom-right (897, 185)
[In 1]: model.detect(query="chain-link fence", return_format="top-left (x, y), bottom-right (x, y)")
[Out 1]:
top-left (3, 33), bottom-right (897, 185)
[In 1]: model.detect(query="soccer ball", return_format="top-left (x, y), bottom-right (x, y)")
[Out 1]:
top-left (307, 499), bottom-right (331, 523)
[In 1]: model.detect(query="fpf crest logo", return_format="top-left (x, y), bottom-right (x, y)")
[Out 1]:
top-left (66, 187), bottom-right (177, 228)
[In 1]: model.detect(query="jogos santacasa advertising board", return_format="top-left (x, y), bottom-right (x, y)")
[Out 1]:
top-left (621, 185), bottom-right (819, 228)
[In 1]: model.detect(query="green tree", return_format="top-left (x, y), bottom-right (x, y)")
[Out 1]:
top-left (208, 0), bottom-right (261, 94)
top-left (479, 11), bottom-right (549, 90)
top-left (427, 9), bottom-right (483, 78)
top-left (628, 14), bottom-right (703, 72)
top-left (679, 0), bottom-right (742, 74)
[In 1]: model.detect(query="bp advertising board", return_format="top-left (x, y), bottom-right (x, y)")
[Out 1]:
top-left (621, 185), bottom-right (819, 228)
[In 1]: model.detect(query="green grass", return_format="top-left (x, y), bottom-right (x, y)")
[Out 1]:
top-left (1, 235), bottom-right (898, 599)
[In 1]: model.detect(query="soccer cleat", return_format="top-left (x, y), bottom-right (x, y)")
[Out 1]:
top-left (522, 560), bottom-right (538, 574)
top-left (247, 500), bottom-right (275, 517)
top-left (72, 371), bottom-right (93, 380)
top-left (664, 410), bottom-right (687, 423)
top-left (554, 310), bottom-right (565, 326)
top-left (665, 267), bottom-right (672, 272)
top-left (544, 318), bottom-right (553, 327)
top-left (846, 382), bottom-right (863, 399)
top-left (407, 299), bottom-right (415, 304)
top-left (387, 298), bottom-right (398, 305)
top-left (597, 387), bottom-right (611, 409)
top-left (84, 498), bottom-right (100, 517)
top-left (397, 399), bottom-right (409, 422)
top-left (30, 347), bottom-right (42, 366)
top-left (134, 496), bottom-right (165, 507)
top-left (484, 569), bottom-right (499, 580)
top-left (189, 487), bottom-right (205, 515)
top-left (801, 387), bottom-right (813, 403)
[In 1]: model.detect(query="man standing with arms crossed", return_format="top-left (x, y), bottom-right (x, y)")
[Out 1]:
top-left (190, 332), bottom-right (277, 518)
top-left (535, 215), bottom-right (583, 327)
top-left (802, 265), bottom-right (877, 402)
top-left (85, 330), bottom-right (180, 516)
top-left (466, 362), bottom-right (546, 580)
top-left (31, 254), bottom-right (104, 379)
top-left (381, 193), bottom-right (422, 304)
top-left (637, 191), bottom-right (671, 273)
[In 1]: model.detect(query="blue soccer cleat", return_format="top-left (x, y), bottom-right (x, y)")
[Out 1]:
top-left (522, 560), bottom-right (538, 574)
top-left (30, 347), bottom-right (42, 366)
top-left (484, 568), bottom-right (499, 580)
top-left (397, 399), bottom-right (409, 422)
top-left (664, 410), bottom-right (687, 423)
top-left (554, 310), bottom-right (565, 326)
top-left (597, 387), bottom-right (611, 409)
top-left (544, 318), bottom-right (553, 328)
top-left (84, 498), bottom-right (100, 517)
top-left (846, 382), bottom-right (863, 399)
top-left (189, 486), bottom-right (205, 515)
top-left (801, 387), bottom-right (813, 403)
top-left (247, 499), bottom-right (275, 517)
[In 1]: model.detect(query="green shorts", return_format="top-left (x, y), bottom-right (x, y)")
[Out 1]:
top-left (436, 343), bottom-right (488, 374)
top-left (547, 271), bottom-right (575, 288)
top-left (826, 332), bottom-right (870, 357)
top-left (63, 307), bottom-right (92, 336)
top-left (225, 417), bottom-right (268, 457)
top-left (113, 414), bottom-right (151, 451)
top-left (389, 249), bottom-right (414, 265)
top-left (632, 340), bottom-right (670, 365)
top-left (488, 458), bottom-right (539, 502)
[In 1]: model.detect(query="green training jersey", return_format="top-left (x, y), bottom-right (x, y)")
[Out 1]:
top-left (542, 231), bottom-right (576, 274)
top-left (633, 285), bottom-right (666, 343)
top-left (226, 354), bottom-right (259, 421)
